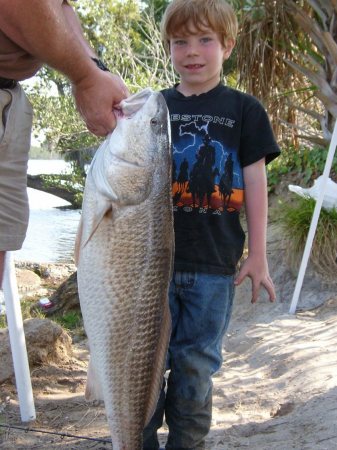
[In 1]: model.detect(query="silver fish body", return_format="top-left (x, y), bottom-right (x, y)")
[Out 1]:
top-left (76, 89), bottom-right (173, 450)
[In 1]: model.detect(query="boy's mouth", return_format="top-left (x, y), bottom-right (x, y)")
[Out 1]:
top-left (185, 64), bottom-right (204, 70)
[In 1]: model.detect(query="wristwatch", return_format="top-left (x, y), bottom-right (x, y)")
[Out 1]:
top-left (91, 57), bottom-right (110, 72)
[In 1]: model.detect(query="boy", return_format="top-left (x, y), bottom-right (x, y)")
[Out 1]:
top-left (144, 0), bottom-right (280, 449)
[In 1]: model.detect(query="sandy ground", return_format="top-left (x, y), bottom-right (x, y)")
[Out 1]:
top-left (1, 220), bottom-right (337, 449)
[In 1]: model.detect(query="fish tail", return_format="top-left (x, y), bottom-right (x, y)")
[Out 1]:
top-left (85, 357), bottom-right (103, 401)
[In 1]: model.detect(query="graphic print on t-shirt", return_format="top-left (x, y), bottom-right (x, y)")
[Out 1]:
top-left (172, 123), bottom-right (244, 215)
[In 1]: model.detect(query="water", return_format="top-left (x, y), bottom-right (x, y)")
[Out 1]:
top-left (13, 160), bottom-right (82, 264)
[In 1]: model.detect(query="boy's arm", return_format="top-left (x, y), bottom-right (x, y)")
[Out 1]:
top-left (0, 0), bottom-right (128, 136)
top-left (234, 158), bottom-right (276, 303)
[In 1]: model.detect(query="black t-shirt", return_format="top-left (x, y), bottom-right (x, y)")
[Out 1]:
top-left (161, 83), bottom-right (280, 275)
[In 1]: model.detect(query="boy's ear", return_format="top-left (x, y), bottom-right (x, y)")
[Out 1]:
top-left (223, 39), bottom-right (235, 60)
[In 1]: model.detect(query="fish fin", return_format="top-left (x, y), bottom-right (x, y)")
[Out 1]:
top-left (83, 204), bottom-right (112, 247)
top-left (85, 357), bottom-right (104, 401)
top-left (74, 200), bottom-right (111, 263)
top-left (82, 201), bottom-right (112, 247)
top-left (144, 299), bottom-right (171, 427)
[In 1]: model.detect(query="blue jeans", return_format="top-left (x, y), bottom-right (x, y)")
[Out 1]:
top-left (143, 271), bottom-right (235, 450)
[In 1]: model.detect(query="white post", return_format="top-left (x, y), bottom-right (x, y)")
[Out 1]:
top-left (289, 122), bottom-right (337, 314)
top-left (2, 252), bottom-right (36, 422)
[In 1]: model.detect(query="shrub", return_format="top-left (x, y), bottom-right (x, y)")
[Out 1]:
top-left (279, 196), bottom-right (337, 283)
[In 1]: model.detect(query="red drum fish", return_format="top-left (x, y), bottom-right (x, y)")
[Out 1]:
top-left (75, 89), bottom-right (173, 450)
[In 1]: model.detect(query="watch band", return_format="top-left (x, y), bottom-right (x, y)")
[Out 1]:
top-left (91, 57), bottom-right (110, 72)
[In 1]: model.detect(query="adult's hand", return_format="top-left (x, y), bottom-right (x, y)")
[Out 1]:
top-left (72, 69), bottom-right (129, 136)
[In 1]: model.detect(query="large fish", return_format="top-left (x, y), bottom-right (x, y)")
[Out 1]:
top-left (75, 89), bottom-right (173, 449)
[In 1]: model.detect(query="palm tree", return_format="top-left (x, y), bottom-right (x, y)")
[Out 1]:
top-left (285, 0), bottom-right (337, 143)
top-left (234, 0), bottom-right (337, 146)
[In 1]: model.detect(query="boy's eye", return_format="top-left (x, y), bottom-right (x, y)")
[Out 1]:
top-left (173, 39), bottom-right (186, 46)
top-left (200, 37), bottom-right (212, 43)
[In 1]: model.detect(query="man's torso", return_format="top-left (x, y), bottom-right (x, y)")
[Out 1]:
top-left (0, 30), bottom-right (42, 80)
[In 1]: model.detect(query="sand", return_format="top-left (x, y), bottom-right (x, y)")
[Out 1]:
top-left (0, 220), bottom-right (337, 449)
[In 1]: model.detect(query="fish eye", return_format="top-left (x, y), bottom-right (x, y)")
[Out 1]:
top-left (150, 118), bottom-right (159, 126)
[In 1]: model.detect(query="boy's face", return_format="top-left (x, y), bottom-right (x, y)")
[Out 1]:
top-left (169, 21), bottom-right (234, 96)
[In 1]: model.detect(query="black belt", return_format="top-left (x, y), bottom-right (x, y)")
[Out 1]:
top-left (0, 76), bottom-right (18, 89)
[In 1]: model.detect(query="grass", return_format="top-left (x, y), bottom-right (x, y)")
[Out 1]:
top-left (279, 196), bottom-right (337, 282)
top-left (53, 311), bottom-right (86, 341)
top-left (0, 297), bottom-right (46, 329)
top-left (0, 298), bottom-right (85, 341)
top-left (53, 311), bottom-right (83, 331)
top-left (0, 314), bottom-right (6, 329)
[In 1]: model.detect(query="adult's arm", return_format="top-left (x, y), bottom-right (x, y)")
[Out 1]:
top-left (0, 0), bottom-right (128, 135)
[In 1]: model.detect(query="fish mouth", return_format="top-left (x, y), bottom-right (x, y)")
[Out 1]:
top-left (156, 93), bottom-right (169, 131)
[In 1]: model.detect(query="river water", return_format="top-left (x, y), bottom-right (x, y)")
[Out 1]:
top-left (13, 160), bottom-right (82, 264)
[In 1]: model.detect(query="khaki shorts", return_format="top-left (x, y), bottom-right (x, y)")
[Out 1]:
top-left (0, 85), bottom-right (32, 251)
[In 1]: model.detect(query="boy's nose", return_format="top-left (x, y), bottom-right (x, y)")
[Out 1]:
top-left (186, 43), bottom-right (199, 56)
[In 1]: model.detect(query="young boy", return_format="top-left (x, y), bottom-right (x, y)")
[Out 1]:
top-left (144, 1), bottom-right (280, 449)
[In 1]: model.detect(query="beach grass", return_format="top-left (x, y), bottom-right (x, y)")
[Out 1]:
top-left (279, 196), bottom-right (337, 282)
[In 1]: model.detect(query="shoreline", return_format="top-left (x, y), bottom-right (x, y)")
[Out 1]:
top-left (12, 261), bottom-right (76, 298)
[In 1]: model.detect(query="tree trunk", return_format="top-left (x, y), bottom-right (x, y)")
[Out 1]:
top-left (27, 174), bottom-right (80, 208)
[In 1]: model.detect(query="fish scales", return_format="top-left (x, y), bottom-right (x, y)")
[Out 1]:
top-left (76, 89), bottom-right (173, 450)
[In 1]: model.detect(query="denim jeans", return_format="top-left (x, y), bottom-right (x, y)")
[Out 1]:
top-left (143, 271), bottom-right (235, 450)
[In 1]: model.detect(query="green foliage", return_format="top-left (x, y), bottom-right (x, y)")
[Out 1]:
top-left (267, 145), bottom-right (337, 192)
top-left (27, 82), bottom-right (99, 156)
top-left (0, 313), bottom-right (6, 329)
top-left (40, 161), bottom-right (86, 208)
top-left (279, 197), bottom-right (337, 282)
top-left (29, 146), bottom-right (61, 160)
top-left (77, 0), bottom-right (142, 83)
top-left (141, 0), bottom-right (170, 23)
top-left (0, 300), bottom-right (84, 342)
top-left (0, 298), bottom-right (45, 329)
top-left (54, 311), bottom-right (83, 331)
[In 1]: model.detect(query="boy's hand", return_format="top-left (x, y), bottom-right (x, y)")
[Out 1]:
top-left (234, 254), bottom-right (276, 304)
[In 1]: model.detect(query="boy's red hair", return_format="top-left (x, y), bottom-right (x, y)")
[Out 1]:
top-left (160, 0), bottom-right (238, 49)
